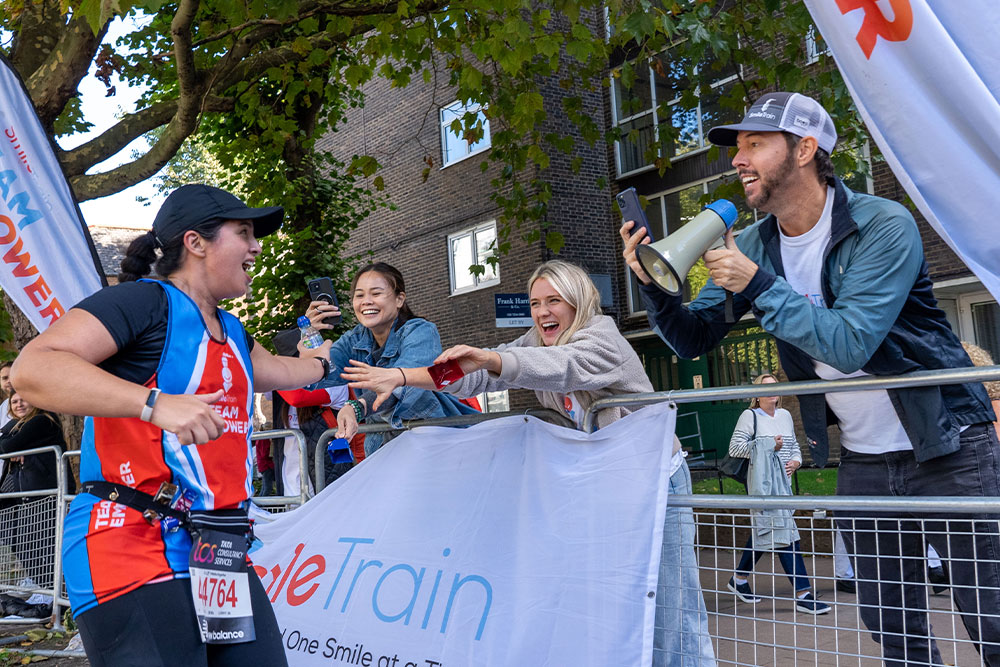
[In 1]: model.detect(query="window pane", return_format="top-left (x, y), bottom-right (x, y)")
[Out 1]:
top-left (664, 104), bottom-right (700, 157)
top-left (469, 112), bottom-right (491, 153)
top-left (699, 80), bottom-right (742, 148)
top-left (646, 196), bottom-right (666, 240)
top-left (441, 102), bottom-right (463, 125)
top-left (615, 67), bottom-right (652, 120)
top-left (485, 390), bottom-right (509, 413)
top-left (475, 226), bottom-right (497, 282)
top-left (619, 113), bottom-right (655, 173)
top-left (973, 301), bottom-right (1000, 364)
top-left (451, 235), bottom-right (475, 291)
top-left (443, 127), bottom-right (467, 165)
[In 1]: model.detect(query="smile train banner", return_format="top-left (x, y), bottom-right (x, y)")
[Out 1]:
top-left (803, 1), bottom-right (1000, 301)
top-left (0, 55), bottom-right (104, 331)
top-left (252, 403), bottom-right (675, 666)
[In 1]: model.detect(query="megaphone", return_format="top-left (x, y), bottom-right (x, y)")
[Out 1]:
top-left (636, 199), bottom-right (739, 295)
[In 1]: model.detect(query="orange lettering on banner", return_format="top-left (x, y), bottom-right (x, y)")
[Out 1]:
top-left (0, 214), bottom-right (65, 326)
top-left (836, 0), bottom-right (914, 59)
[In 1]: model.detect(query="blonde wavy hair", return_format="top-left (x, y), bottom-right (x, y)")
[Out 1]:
top-left (748, 372), bottom-right (781, 409)
top-left (527, 260), bottom-right (601, 347)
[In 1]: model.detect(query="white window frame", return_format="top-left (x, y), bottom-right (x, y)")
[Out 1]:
top-left (448, 221), bottom-right (500, 295)
top-left (805, 25), bottom-right (830, 65)
top-left (475, 390), bottom-right (510, 414)
top-left (440, 100), bottom-right (491, 168)
top-left (610, 49), bottom-right (741, 178)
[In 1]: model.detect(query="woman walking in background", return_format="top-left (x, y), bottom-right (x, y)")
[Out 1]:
top-left (726, 372), bottom-right (829, 615)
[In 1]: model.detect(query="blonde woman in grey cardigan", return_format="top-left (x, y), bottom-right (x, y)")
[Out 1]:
top-left (344, 260), bottom-right (716, 666)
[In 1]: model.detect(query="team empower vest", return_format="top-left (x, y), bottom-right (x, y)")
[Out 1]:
top-left (63, 281), bottom-right (255, 616)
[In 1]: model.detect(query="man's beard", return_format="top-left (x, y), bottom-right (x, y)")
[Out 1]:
top-left (744, 147), bottom-right (797, 211)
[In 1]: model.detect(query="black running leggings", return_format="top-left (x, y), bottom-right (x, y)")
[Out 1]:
top-left (75, 570), bottom-right (288, 667)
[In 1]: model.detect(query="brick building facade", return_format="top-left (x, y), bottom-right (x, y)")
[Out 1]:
top-left (317, 24), bottom-right (997, 451)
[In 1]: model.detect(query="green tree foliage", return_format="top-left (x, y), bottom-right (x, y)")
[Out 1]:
top-left (0, 0), bottom-right (867, 343)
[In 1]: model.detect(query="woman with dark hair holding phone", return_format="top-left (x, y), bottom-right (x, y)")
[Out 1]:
top-left (305, 262), bottom-right (477, 456)
top-left (10, 184), bottom-right (333, 666)
top-left (341, 259), bottom-right (716, 666)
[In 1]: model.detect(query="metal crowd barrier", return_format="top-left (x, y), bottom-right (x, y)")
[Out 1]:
top-left (38, 366), bottom-right (1000, 664)
top-left (674, 495), bottom-right (1000, 666)
top-left (311, 409), bottom-right (567, 493)
top-left (581, 365), bottom-right (1000, 666)
top-left (0, 446), bottom-right (66, 630)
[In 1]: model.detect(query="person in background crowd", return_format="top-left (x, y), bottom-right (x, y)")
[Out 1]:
top-left (0, 392), bottom-right (66, 618)
top-left (0, 362), bottom-right (13, 429)
top-left (726, 373), bottom-right (829, 614)
top-left (305, 262), bottom-right (477, 455)
top-left (254, 439), bottom-right (275, 497)
top-left (621, 91), bottom-right (1000, 666)
top-left (269, 386), bottom-right (350, 496)
top-left (0, 360), bottom-right (15, 482)
top-left (10, 184), bottom-right (332, 666)
top-left (342, 260), bottom-right (716, 667)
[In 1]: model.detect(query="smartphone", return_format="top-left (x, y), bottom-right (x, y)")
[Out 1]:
top-left (615, 187), bottom-right (655, 241)
top-left (307, 278), bottom-right (342, 326)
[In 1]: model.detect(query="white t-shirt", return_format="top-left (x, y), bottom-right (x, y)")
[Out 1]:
top-left (779, 187), bottom-right (912, 455)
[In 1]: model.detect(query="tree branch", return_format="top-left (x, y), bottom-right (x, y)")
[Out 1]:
top-left (58, 96), bottom-right (235, 177)
top-left (24, 11), bottom-right (109, 130)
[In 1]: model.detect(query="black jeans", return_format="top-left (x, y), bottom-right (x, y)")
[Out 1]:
top-left (76, 571), bottom-right (287, 667)
top-left (836, 424), bottom-right (1000, 667)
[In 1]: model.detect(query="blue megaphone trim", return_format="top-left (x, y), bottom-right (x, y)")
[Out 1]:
top-left (705, 199), bottom-right (738, 229)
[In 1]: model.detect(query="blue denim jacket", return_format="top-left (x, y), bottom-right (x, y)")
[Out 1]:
top-left (314, 317), bottom-right (477, 454)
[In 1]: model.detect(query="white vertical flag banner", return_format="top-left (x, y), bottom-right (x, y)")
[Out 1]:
top-left (252, 403), bottom-right (675, 666)
top-left (803, 0), bottom-right (1000, 300)
top-left (0, 55), bottom-right (104, 331)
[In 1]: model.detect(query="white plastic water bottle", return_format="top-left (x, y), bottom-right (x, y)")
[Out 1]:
top-left (297, 316), bottom-right (324, 349)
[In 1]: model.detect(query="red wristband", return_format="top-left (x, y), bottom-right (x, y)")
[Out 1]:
top-left (427, 359), bottom-right (465, 389)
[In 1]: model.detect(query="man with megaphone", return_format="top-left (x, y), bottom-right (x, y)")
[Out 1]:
top-left (620, 92), bottom-right (1000, 666)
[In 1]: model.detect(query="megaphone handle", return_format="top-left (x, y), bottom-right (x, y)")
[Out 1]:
top-left (724, 290), bottom-right (735, 324)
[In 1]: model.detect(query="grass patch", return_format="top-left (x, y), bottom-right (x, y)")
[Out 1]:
top-left (691, 468), bottom-right (838, 495)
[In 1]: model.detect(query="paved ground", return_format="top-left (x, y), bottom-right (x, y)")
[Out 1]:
top-left (701, 550), bottom-right (979, 667)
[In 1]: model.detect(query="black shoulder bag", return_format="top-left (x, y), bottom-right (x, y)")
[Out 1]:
top-left (718, 409), bottom-right (756, 486)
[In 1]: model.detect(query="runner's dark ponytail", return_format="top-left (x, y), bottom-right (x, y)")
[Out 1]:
top-left (118, 219), bottom-right (226, 282)
top-left (118, 231), bottom-right (159, 282)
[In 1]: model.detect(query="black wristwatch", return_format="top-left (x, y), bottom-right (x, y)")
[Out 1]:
top-left (315, 356), bottom-right (331, 380)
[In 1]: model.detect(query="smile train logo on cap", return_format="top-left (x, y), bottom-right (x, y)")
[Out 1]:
top-left (760, 98), bottom-right (778, 113)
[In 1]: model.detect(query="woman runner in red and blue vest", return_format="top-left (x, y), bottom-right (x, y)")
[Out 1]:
top-left (11, 184), bottom-right (332, 667)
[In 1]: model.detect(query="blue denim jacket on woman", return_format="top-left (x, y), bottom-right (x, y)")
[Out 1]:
top-left (314, 317), bottom-right (477, 454)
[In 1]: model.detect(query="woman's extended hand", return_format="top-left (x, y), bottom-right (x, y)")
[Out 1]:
top-left (434, 345), bottom-right (501, 375)
top-left (341, 361), bottom-right (401, 411)
top-left (785, 459), bottom-right (801, 477)
top-left (774, 434), bottom-right (784, 451)
top-left (306, 300), bottom-right (342, 331)
top-left (335, 403), bottom-right (359, 440)
top-left (151, 390), bottom-right (227, 445)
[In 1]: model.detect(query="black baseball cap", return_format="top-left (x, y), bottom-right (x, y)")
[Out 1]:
top-left (152, 184), bottom-right (284, 246)
top-left (707, 92), bottom-right (837, 153)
